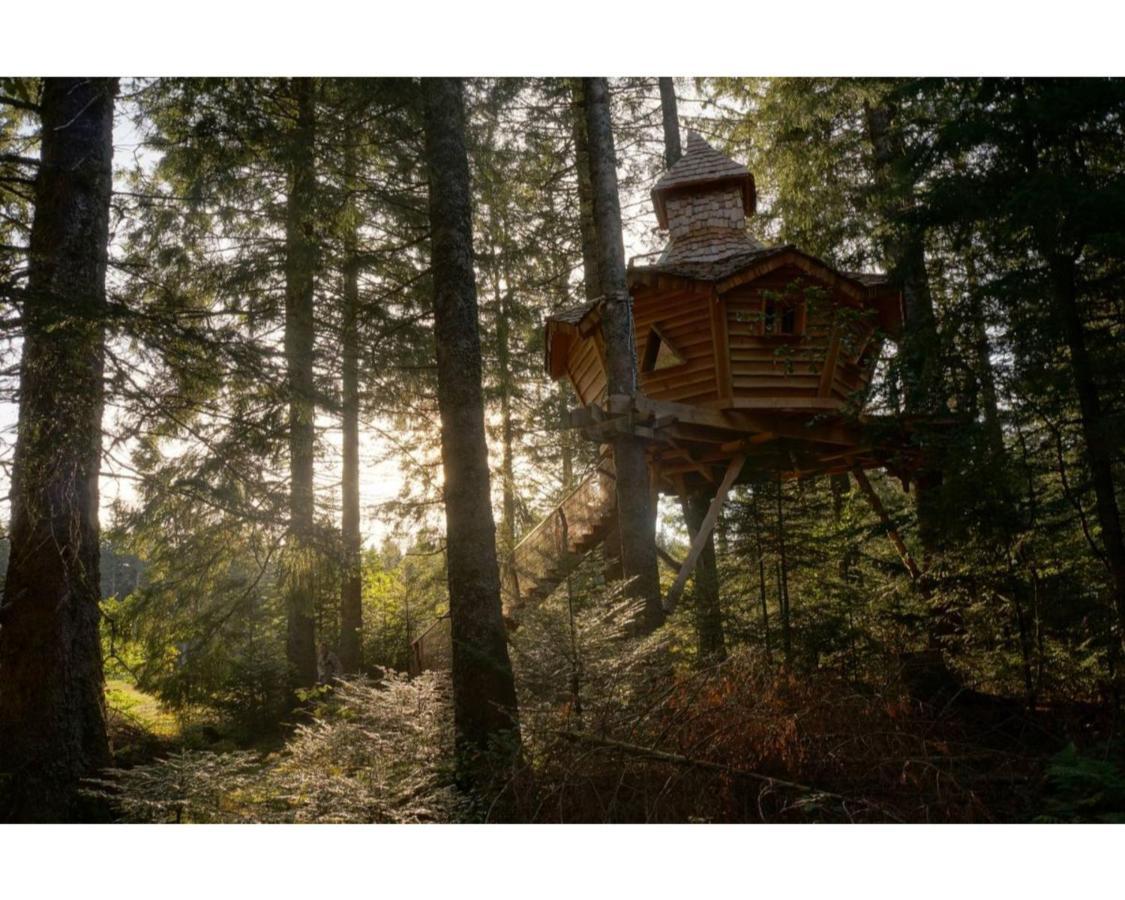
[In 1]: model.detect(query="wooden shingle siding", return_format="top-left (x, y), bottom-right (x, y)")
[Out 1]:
top-left (550, 260), bottom-right (890, 420)
top-left (717, 267), bottom-right (839, 404)
top-left (633, 287), bottom-right (718, 404)
top-left (567, 334), bottom-right (607, 405)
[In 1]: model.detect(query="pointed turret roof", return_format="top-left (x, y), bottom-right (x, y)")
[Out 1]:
top-left (651, 132), bottom-right (756, 228)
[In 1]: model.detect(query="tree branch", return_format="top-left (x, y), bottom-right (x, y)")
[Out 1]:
top-left (0, 94), bottom-right (40, 113)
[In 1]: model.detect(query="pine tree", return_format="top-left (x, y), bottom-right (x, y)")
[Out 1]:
top-left (580, 77), bottom-right (663, 632)
top-left (0, 77), bottom-right (117, 822)
top-left (282, 77), bottom-right (320, 694)
top-left (422, 77), bottom-right (520, 788)
top-left (337, 110), bottom-right (363, 674)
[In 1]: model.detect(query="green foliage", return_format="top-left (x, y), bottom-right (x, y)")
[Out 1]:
top-left (105, 679), bottom-right (179, 740)
top-left (360, 540), bottom-right (447, 672)
top-left (10, 76), bottom-right (1125, 823)
top-left (1039, 744), bottom-right (1125, 823)
top-left (94, 673), bottom-right (464, 823)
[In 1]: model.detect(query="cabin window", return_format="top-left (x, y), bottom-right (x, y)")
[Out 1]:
top-left (761, 297), bottom-right (803, 336)
top-left (641, 324), bottom-right (687, 373)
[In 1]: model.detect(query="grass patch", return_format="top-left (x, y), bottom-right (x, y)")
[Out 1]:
top-left (106, 679), bottom-right (180, 739)
top-left (105, 679), bottom-right (184, 765)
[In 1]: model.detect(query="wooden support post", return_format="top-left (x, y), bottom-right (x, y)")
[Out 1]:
top-left (851, 466), bottom-right (922, 581)
top-left (776, 476), bottom-right (792, 665)
top-left (709, 290), bottom-right (733, 403)
top-left (818, 319), bottom-right (842, 398)
top-left (655, 543), bottom-right (684, 573)
top-left (664, 454), bottom-right (746, 612)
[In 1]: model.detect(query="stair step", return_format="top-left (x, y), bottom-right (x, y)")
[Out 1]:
top-left (508, 465), bottom-right (617, 612)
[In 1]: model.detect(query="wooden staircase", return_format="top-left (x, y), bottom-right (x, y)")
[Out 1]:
top-left (411, 456), bottom-right (615, 673)
top-left (502, 454), bottom-right (616, 616)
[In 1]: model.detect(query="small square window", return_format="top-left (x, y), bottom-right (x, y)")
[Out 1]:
top-left (761, 297), bottom-right (803, 336)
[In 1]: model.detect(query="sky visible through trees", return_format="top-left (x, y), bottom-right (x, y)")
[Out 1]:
top-left (0, 84), bottom-right (707, 545)
top-left (2, 74), bottom-right (1125, 827)
top-left (4, 0), bottom-right (1124, 889)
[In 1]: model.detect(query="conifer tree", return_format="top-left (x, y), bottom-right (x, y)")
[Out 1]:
top-left (422, 77), bottom-right (520, 785)
top-left (337, 114), bottom-right (363, 674)
top-left (0, 77), bottom-right (117, 822)
top-left (283, 77), bottom-right (320, 694)
top-left (580, 77), bottom-right (663, 632)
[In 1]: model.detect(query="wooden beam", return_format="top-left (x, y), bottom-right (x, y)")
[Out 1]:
top-left (817, 447), bottom-right (871, 463)
top-left (655, 543), bottom-right (684, 573)
top-left (723, 410), bottom-right (859, 447)
top-left (568, 403), bottom-right (606, 428)
top-left (659, 423), bottom-right (734, 445)
top-left (665, 439), bottom-right (717, 483)
top-left (664, 454), bottom-right (746, 613)
top-left (635, 395), bottom-right (738, 431)
top-left (720, 434), bottom-right (775, 455)
top-left (709, 290), bottom-right (733, 403)
top-left (581, 395), bottom-right (865, 454)
top-left (657, 461), bottom-right (727, 479)
top-left (722, 396), bottom-right (845, 412)
top-left (851, 466), bottom-right (921, 581)
top-left (818, 319), bottom-right (842, 398)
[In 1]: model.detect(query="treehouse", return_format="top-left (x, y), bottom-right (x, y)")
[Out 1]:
top-left (411, 133), bottom-right (917, 673)
top-left (546, 132), bottom-right (906, 491)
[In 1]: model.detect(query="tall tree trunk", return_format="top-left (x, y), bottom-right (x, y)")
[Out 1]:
top-left (750, 487), bottom-right (772, 661)
top-left (680, 491), bottom-right (727, 663)
top-left (570, 80), bottom-right (601, 303)
top-left (964, 235), bottom-right (1006, 464)
top-left (553, 221), bottom-right (579, 496)
top-left (284, 77), bottom-right (319, 694)
top-left (338, 130), bottom-right (363, 674)
top-left (863, 100), bottom-right (945, 557)
top-left (581, 77), bottom-right (663, 633)
top-left (495, 273), bottom-right (521, 606)
top-left (1050, 253), bottom-right (1125, 639)
top-left (570, 81), bottom-right (622, 587)
top-left (657, 78), bottom-right (682, 168)
top-left (422, 77), bottom-right (520, 783)
top-left (0, 77), bottom-right (116, 822)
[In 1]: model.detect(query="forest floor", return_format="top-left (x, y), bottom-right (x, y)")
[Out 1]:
top-left (105, 679), bottom-right (182, 766)
top-left (104, 679), bottom-right (268, 766)
top-left (99, 664), bottom-right (1125, 823)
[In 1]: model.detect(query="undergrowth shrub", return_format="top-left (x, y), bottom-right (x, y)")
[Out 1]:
top-left (507, 583), bottom-right (1051, 822)
top-left (91, 672), bottom-right (463, 823)
top-left (1038, 744), bottom-right (1125, 823)
top-left (96, 581), bottom-right (1080, 823)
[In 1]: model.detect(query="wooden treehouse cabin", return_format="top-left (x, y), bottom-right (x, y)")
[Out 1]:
top-left (411, 132), bottom-right (918, 673)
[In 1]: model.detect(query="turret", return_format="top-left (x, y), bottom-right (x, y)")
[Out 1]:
top-left (651, 131), bottom-right (760, 265)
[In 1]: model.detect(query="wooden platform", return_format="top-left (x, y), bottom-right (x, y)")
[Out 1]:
top-left (569, 394), bottom-right (924, 494)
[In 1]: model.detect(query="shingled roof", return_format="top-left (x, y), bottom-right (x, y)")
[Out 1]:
top-left (545, 298), bottom-right (599, 327)
top-left (633, 245), bottom-right (781, 283)
top-left (630, 244), bottom-right (893, 291)
top-left (651, 132), bottom-right (756, 228)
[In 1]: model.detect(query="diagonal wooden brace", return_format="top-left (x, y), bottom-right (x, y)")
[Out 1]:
top-left (663, 454), bottom-right (746, 613)
top-left (851, 466), bottom-right (921, 581)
